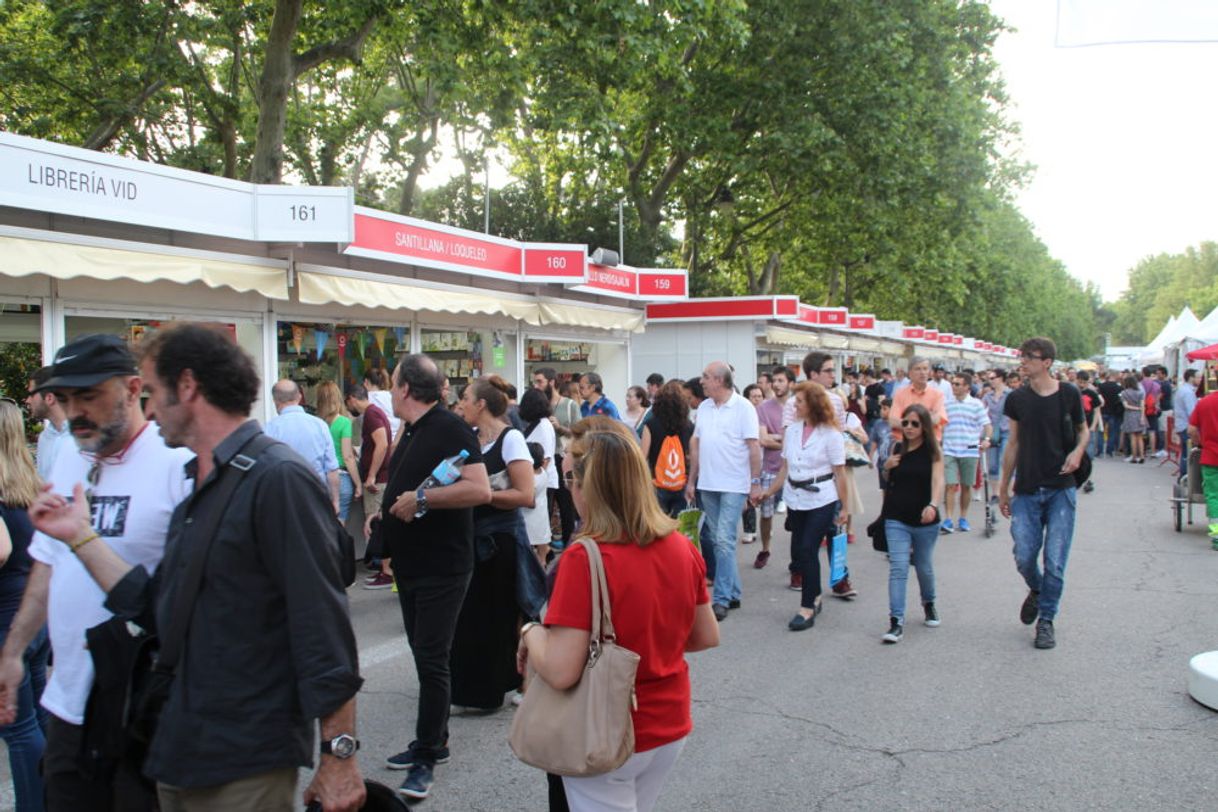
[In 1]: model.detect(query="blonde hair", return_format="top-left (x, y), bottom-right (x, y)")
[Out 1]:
top-left (315, 380), bottom-right (346, 423)
top-left (569, 418), bottom-right (677, 546)
top-left (0, 401), bottom-right (40, 507)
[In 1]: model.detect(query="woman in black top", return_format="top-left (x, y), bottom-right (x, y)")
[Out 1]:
top-left (0, 399), bottom-right (50, 812)
top-left (880, 403), bottom-right (946, 644)
top-left (450, 376), bottom-right (537, 710)
top-left (639, 381), bottom-right (694, 517)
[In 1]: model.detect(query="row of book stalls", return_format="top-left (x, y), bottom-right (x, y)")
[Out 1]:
top-left (0, 130), bottom-right (1019, 424)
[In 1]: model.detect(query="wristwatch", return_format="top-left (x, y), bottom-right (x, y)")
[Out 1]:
top-left (750, 477), bottom-right (762, 485)
top-left (416, 487), bottom-right (428, 516)
top-left (321, 733), bottom-right (359, 759)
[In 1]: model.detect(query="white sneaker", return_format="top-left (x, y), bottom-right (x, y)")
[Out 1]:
top-left (776, 502), bottom-right (787, 514)
top-left (740, 533), bottom-right (756, 544)
top-left (1154, 450), bottom-right (1167, 459)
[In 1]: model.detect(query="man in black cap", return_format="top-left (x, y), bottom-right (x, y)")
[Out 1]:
top-left (0, 333), bottom-right (193, 810)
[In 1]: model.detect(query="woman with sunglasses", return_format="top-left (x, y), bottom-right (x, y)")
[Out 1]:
top-left (880, 403), bottom-right (946, 643)
top-left (0, 398), bottom-right (51, 811)
top-left (761, 382), bottom-right (850, 631)
top-left (519, 417), bottom-right (719, 812)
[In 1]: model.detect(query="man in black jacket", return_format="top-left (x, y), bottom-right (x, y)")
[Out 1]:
top-left (26, 324), bottom-right (365, 812)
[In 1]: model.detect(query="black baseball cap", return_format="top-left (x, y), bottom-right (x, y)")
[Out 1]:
top-left (932, 363), bottom-right (946, 371)
top-left (37, 334), bottom-right (138, 391)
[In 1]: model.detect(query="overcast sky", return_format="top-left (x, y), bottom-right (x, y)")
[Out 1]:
top-left (989, 0), bottom-right (1218, 300)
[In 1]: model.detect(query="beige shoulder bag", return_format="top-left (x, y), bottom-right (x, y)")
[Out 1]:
top-left (508, 538), bottom-right (640, 776)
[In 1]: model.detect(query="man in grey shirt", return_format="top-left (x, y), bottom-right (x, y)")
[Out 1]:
top-left (1176, 369), bottom-right (1199, 478)
top-left (26, 366), bottom-right (70, 480)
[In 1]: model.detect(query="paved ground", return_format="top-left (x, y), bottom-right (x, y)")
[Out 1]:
top-left (2, 453), bottom-right (1216, 810)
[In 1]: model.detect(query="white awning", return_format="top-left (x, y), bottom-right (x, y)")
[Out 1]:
top-left (764, 326), bottom-right (818, 348)
top-left (0, 234), bottom-right (288, 299)
top-left (537, 301), bottom-right (644, 333)
top-left (297, 270), bottom-right (540, 324)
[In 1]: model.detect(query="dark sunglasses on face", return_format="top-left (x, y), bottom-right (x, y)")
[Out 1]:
top-left (901, 419), bottom-right (921, 428)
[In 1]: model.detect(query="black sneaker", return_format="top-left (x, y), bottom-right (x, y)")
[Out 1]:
top-left (882, 617), bottom-right (903, 643)
top-left (1020, 590), bottom-right (1039, 625)
top-left (398, 763), bottom-right (435, 801)
top-left (712, 603), bottom-right (728, 621)
top-left (386, 740), bottom-right (450, 770)
top-left (728, 599), bottom-right (741, 610)
top-left (923, 602), bottom-right (940, 627)
top-left (1034, 618), bottom-right (1056, 649)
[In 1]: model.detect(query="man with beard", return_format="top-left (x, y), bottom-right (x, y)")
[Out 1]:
top-left (22, 325), bottom-right (365, 810)
top-left (25, 365), bottom-right (71, 480)
top-left (0, 334), bottom-right (192, 810)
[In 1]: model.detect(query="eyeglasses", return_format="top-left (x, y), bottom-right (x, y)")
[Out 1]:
top-left (563, 470), bottom-right (579, 487)
top-left (1021, 354), bottom-right (1045, 361)
top-left (901, 419), bottom-right (921, 428)
top-left (0, 397), bottom-right (18, 407)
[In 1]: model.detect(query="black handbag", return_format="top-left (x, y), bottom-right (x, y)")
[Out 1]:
top-left (82, 433), bottom-right (276, 766)
top-left (1058, 384), bottom-right (1092, 488)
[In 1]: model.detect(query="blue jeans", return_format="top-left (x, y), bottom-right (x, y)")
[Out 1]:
top-left (1088, 421), bottom-right (1104, 458)
top-left (1103, 415), bottom-right (1122, 456)
top-left (0, 623), bottom-right (49, 812)
top-left (987, 427), bottom-right (1008, 480)
top-left (789, 503), bottom-right (838, 609)
top-left (337, 471), bottom-right (355, 522)
top-left (699, 490), bottom-right (747, 606)
top-left (655, 487), bottom-right (687, 518)
top-left (1010, 487), bottom-right (1077, 621)
top-left (884, 520), bottom-right (938, 622)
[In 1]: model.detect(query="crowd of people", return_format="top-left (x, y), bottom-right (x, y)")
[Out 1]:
top-left (0, 325), bottom-right (1213, 812)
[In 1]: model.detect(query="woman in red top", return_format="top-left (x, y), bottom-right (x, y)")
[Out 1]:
top-left (518, 418), bottom-right (720, 811)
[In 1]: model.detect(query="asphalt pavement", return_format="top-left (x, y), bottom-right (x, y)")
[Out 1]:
top-left (2, 452), bottom-right (1215, 810)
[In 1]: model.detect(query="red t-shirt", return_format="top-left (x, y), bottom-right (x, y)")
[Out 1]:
top-left (1190, 392), bottom-right (1218, 467)
top-left (544, 532), bottom-right (708, 752)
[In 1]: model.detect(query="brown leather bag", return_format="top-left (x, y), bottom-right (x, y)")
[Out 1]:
top-left (508, 538), bottom-right (640, 776)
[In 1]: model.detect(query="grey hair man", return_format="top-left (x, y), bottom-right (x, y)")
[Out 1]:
top-left (265, 379), bottom-right (340, 512)
top-left (685, 361), bottom-right (761, 621)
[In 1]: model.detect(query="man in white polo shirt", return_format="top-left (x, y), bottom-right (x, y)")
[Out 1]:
top-left (684, 362), bottom-right (761, 621)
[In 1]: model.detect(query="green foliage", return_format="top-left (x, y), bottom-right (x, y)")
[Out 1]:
top-left (1105, 243), bottom-right (1218, 345)
top-left (0, 342), bottom-right (43, 442)
top-left (0, 0), bottom-right (1106, 357)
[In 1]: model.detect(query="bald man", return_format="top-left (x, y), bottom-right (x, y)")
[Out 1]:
top-left (265, 379), bottom-right (340, 512)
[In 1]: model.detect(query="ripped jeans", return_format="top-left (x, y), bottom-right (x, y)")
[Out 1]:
top-left (1010, 486), bottom-right (1077, 621)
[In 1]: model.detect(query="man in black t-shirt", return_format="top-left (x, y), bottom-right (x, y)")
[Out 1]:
top-left (378, 354), bottom-right (490, 801)
top-left (999, 337), bottom-right (1088, 651)
top-left (1155, 366), bottom-right (1174, 459)
top-left (1097, 371), bottom-right (1124, 458)
top-left (1075, 370), bottom-right (1103, 487)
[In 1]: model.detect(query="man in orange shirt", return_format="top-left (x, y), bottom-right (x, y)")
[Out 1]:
top-left (890, 357), bottom-right (947, 440)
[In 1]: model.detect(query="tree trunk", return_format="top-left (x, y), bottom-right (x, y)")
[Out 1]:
top-left (249, 0), bottom-right (303, 183)
top-left (826, 265), bottom-right (840, 304)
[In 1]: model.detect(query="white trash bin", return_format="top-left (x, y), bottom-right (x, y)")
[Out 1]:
top-left (1187, 651), bottom-right (1218, 711)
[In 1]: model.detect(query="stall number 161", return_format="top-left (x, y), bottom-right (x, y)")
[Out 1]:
top-left (290, 205), bottom-right (317, 221)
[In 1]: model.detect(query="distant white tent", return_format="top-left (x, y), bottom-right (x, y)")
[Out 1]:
top-left (1166, 305), bottom-right (1218, 374)
top-left (1138, 308), bottom-right (1201, 368)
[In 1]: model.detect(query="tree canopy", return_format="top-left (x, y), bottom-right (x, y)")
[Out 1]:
top-left (0, 0), bottom-right (1106, 358)
top-left (1104, 242), bottom-right (1218, 346)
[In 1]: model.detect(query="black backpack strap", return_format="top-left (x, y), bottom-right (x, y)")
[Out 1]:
top-left (156, 432), bottom-right (278, 672)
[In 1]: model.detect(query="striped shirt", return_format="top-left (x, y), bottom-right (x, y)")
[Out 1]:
top-left (942, 395), bottom-right (990, 457)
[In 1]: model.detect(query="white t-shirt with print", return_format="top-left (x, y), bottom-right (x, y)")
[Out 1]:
top-left (781, 422), bottom-right (845, 511)
top-left (693, 392), bottom-right (760, 494)
top-left (29, 424), bottom-right (193, 724)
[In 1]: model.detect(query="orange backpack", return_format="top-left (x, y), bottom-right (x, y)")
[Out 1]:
top-left (653, 434), bottom-right (687, 491)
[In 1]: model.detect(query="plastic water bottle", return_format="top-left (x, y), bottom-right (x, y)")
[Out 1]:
top-left (413, 449), bottom-right (471, 517)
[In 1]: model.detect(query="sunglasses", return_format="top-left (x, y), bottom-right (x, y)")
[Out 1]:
top-left (84, 459), bottom-right (102, 506)
top-left (563, 470), bottom-right (579, 487)
top-left (0, 397), bottom-right (18, 407)
top-left (901, 419), bottom-right (921, 428)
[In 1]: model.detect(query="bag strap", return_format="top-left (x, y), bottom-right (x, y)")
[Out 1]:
top-left (157, 432), bottom-right (277, 672)
top-left (573, 537), bottom-right (615, 644)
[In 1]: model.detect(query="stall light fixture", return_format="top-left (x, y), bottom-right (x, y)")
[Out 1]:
top-left (591, 247), bottom-right (620, 266)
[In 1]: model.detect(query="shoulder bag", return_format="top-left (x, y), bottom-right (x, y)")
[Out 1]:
top-left (1058, 385), bottom-right (1092, 488)
top-left (82, 433), bottom-right (278, 766)
top-left (508, 538), bottom-right (641, 776)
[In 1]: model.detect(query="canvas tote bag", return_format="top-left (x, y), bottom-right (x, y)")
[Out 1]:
top-left (509, 538), bottom-right (641, 776)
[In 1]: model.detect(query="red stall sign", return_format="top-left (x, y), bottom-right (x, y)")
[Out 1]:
top-left (924, 329), bottom-right (940, 342)
top-left (903, 326), bottom-right (926, 340)
top-left (347, 210), bottom-right (523, 280)
top-left (819, 308), bottom-right (848, 327)
top-left (848, 314), bottom-right (876, 331)
top-left (637, 269), bottom-right (689, 299)
top-left (523, 243), bottom-right (587, 282)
